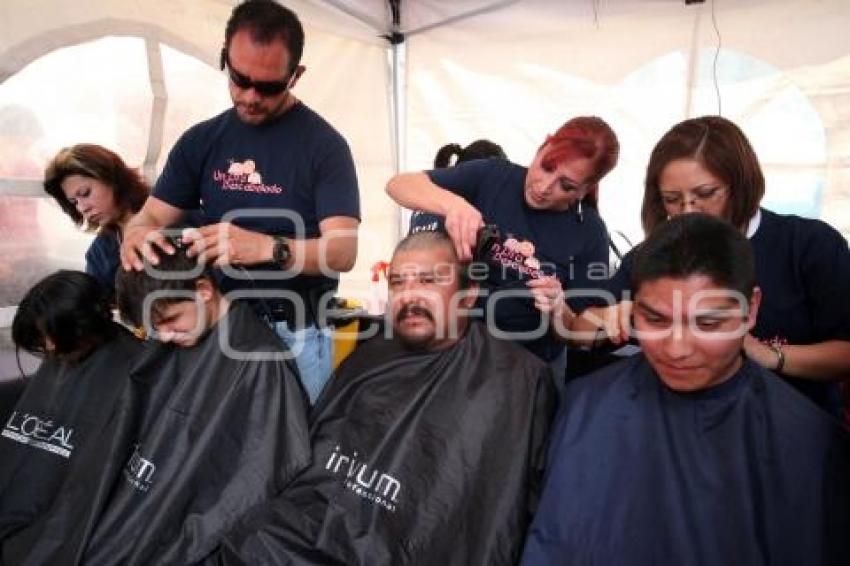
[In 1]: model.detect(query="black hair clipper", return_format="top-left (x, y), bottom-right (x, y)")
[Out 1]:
top-left (474, 224), bottom-right (501, 262)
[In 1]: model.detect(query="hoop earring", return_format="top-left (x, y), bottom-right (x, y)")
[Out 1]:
top-left (576, 200), bottom-right (584, 224)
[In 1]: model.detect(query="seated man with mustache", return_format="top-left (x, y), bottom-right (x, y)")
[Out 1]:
top-left (522, 214), bottom-right (850, 565)
top-left (211, 230), bottom-right (557, 566)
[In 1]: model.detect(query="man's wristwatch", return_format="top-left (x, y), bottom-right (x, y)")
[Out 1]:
top-left (271, 236), bottom-right (291, 267)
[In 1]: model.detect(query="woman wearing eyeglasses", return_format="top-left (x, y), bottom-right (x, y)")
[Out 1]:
top-left (44, 144), bottom-right (149, 298)
top-left (575, 115), bottom-right (850, 417)
top-left (387, 116), bottom-right (620, 394)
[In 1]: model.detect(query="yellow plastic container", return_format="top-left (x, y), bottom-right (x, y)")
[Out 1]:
top-left (332, 298), bottom-right (362, 370)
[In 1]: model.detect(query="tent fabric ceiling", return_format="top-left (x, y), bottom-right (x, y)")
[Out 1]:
top-left (1, 0), bottom-right (849, 308)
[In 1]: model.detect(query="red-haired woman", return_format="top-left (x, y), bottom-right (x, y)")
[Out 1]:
top-left (387, 117), bottom-right (620, 390)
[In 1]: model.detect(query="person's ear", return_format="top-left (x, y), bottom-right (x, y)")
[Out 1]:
top-left (195, 278), bottom-right (215, 303)
top-left (746, 286), bottom-right (762, 331)
top-left (288, 65), bottom-right (306, 89)
top-left (459, 282), bottom-right (480, 309)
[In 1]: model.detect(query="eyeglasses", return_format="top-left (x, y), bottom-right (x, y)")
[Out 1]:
top-left (660, 185), bottom-right (727, 210)
top-left (223, 53), bottom-right (292, 97)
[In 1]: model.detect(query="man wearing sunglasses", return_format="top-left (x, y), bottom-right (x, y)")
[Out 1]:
top-left (120, 0), bottom-right (360, 404)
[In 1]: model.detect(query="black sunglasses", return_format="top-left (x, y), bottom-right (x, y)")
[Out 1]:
top-left (220, 48), bottom-right (292, 97)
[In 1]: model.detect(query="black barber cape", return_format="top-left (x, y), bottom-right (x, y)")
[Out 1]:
top-left (213, 320), bottom-right (557, 566)
top-left (522, 355), bottom-right (850, 566)
top-left (0, 327), bottom-right (141, 541)
top-left (3, 302), bottom-right (311, 565)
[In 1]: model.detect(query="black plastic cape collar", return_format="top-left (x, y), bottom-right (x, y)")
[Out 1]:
top-left (3, 303), bottom-right (311, 566)
top-left (213, 320), bottom-right (557, 566)
top-left (0, 327), bottom-right (142, 543)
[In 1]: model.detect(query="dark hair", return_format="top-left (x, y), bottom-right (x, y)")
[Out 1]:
top-left (12, 271), bottom-right (117, 358)
top-left (540, 116), bottom-right (620, 209)
top-left (392, 230), bottom-right (472, 289)
top-left (43, 144), bottom-right (149, 233)
top-left (115, 241), bottom-right (217, 328)
top-left (631, 213), bottom-right (755, 298)
top-left (222, 0), bottom-right (305, 73)
top-left (433, 139), bottom-right (506, 168)
top-left (642, 116), bottom-right (764, 235)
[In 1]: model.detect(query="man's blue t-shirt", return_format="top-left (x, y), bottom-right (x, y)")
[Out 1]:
top-left (153, 103), bottom-right (360, 299)
top-left (428, 159), bottom-right (610, 362)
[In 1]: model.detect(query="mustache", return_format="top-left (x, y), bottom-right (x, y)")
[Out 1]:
top-left (396, 304), bottom-right (434, 324)
top-left (237, 103), bottom-right (264, 112)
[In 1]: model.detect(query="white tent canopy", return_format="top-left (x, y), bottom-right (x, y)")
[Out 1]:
top-left (1, 0), bottom-right (849, 312)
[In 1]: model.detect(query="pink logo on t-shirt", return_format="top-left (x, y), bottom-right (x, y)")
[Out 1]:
top-left (491, 237), bottom-right (543, 278)
top-left (213, 158), bottom-right (283, 194)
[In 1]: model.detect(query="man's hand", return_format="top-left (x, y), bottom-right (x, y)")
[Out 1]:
top-left (119, 197), bottom-right (186, 271)
top-left (184, 222), bottom-right (274, 267)
top-left (121, 224), bottom-right (175, 271)
top-left (443, 198), bottom-right (484, 261)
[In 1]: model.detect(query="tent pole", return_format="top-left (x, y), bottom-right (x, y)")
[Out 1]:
top-left (144, 38), bottom-right (166, 185)
top-left (389, 39), bottom-right (409, 238)
top-left (388, 41), bottom-right (406, 177)
top-left (684, 6), bottom-right (703, 119)
top-left (385, 0), bottom-right (408, 238)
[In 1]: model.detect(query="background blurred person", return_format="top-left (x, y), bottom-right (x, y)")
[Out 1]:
top-left (408, 138), bottom-right (507, 234)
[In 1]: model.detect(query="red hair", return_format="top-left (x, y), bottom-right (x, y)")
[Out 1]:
top-left (540, 116), bottom-right (619, 209)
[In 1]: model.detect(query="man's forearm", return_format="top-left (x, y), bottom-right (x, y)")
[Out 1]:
top-left (284, 233), bottom-right (357, 275)
top-left (126, 197), bottom-right (186, 232)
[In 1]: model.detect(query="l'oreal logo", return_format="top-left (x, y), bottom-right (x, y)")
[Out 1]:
top-left (326, 445), bottom-right (401, 512)
top-left (2, 411), bottom-right (75, 459)
top-left (123, 444), bottom-right (156, 493)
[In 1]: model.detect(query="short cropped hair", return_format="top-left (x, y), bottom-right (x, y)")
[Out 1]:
top-left (631, 213), bottom-right (755, 298)
top-left (392, 230), bottom-right (471, 289)
top-left (115, 241), bottom-right (216, 328)
top-left (12, 270), bottom-right (116, 357)
top-left (223, 0), bottom-right (305, 73)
